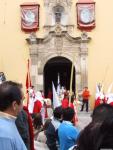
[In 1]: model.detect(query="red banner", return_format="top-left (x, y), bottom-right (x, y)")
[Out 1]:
top-left (76, 2), bottom-right (95, 31)
top-left (20, 3), bottom-right (40, 32)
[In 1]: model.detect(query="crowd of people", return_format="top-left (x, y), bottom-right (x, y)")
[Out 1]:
top-left (0, 81), bottom-right (113, 150)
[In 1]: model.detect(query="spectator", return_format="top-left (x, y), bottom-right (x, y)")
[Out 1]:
top-left (77, 104), bottom-right (113, 150)
top-left (0, 81), bottom-right (27, 150)
top-left (46, 106), bottom-right (63, 150)
top-left (96, 116), bottom-right (113, 149)
top-left (16, 109), bottom-right (31, 150)
top-left (58, 107), bottom-right (79, 150)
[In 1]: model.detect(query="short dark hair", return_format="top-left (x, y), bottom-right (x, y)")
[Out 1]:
top-left (53, 106), bottom-right (63, 119)
top-left (0, 81), bottom-right (23, 111)
top-left (91, 104), bottom-right (113, 123)
top-left (84, 87), bottom-right (88, 89)
top-left (33, 113), bottom-right (42, 129)
top-left (63, 107), bottom-right (75, 121)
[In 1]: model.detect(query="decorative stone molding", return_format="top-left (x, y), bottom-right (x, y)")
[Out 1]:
top-left (44, 0), bottom-right (72, 26)
top-left (44, 0), bottom-right (72, 7)
top-left (26, 28), bottom-right (91, 91)
top-left (26, 32), bottom-right (38, 45)
top-left (26, 1), bottom-right (91, 91)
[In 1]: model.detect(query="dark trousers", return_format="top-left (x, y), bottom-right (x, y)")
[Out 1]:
top-left (81, 99), bottom-right (89, 112)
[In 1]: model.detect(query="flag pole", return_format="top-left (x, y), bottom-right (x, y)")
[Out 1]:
top-left (26, 59), bottom-right (32, 107)
top-left (69, 55), bottom-right (76, 105)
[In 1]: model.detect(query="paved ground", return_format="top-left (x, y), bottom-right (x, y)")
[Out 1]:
top-left (77, 111), bottom-right (92, 131)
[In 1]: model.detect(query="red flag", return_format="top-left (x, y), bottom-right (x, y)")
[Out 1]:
top-left (26, 59), bottom-right (32, 107)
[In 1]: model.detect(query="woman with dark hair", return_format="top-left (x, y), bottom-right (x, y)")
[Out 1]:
top-left (76, 104), bottom-right (113, 150)
top-left (96, 116), bottom-right (113, 149)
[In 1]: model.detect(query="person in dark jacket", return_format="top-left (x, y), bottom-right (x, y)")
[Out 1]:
top-left (46, 106), bottom-right (63, 150)
top-left (16, 109), bottom-right (31, 150)
top-left (16, 106), bottom-right (35, 150)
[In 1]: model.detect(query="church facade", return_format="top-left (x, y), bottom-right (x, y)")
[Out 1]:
top-left (0, 0), bottom-right (113, 107)
top-left (26, 0), bottom-right (91, 94)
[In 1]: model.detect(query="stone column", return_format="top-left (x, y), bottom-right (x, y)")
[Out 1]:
top-left (29, 45), bottom-right (38, 91)
top-left (80, 42), bottom-right (88, 89)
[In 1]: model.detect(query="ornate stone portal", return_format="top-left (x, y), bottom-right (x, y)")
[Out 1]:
top-left (26, 1), bottom-right (91, 92)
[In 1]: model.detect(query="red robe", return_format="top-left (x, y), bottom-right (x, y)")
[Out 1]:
top-left (33, 100), bottom-right (42, 113)
top-left (62, 98), bottom-right (69, 108)
top-left (95, 97), bottom-right (107, 108)
top-left (109, 102), bottom-right (113, 106)
top-left (95, 97), bottom-right (101, 108)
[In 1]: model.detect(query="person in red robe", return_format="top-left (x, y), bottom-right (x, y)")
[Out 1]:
top-left (94, 93), bottom-right (106, 108)
top-left (62, 92), bottom-right (69, 108)
top-left (33, 91), bottom-right (44, 114)
top-left (33, 100), bottom-right (42, 114)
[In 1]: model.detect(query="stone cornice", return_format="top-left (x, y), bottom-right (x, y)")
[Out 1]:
top-left (26, 30), bottom-right (91, 45)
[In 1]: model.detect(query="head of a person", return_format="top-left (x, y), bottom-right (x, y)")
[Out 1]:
top-left (91, 103), bottom-right (113, 123)
top-left (63, 107), bottom-right (75, 122)
top-left (53, 106), bottom-right (63, 120)
top-left (98, 116), bottom-right (113, 149)
top-left (77, 104), bottom-right (113, 150)
top-left (0, 81), bottom-right (23, 116)
top-left (78, 112), bottom-right (113, 150)
top-left (84, 87), bottom-right (88, 90)
top-left (77, 121), bottom-right (101, 150)
top-left (43, 119), bottom-right (51, 131)
top-left (33, 113), bottom-right (43, 129)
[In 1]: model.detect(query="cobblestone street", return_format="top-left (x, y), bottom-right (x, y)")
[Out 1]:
top-left (77, 111), bottom-right (92, 130)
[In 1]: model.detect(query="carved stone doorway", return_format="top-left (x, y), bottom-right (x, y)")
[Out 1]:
top-left (44, 56), bottom-right (75, 97)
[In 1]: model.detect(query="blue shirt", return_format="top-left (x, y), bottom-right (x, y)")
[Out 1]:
top-left (58, 121), bottom-right (79, 150)
top-left (0, 112), bottom-right (27, 150)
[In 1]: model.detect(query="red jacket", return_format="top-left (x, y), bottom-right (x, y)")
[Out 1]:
top-left (82, 90), bottom-right (90, 100)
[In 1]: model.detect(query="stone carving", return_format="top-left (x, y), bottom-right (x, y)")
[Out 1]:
top-left (55, 24), bottom-right (62, 35)
top-left (81, 32), bottom-right (88, 40)
top-left (44, 0), bottom-right (72, 6)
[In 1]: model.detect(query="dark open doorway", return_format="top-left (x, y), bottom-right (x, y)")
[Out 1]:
top-left (44, 56), bottom-right (76, 97)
